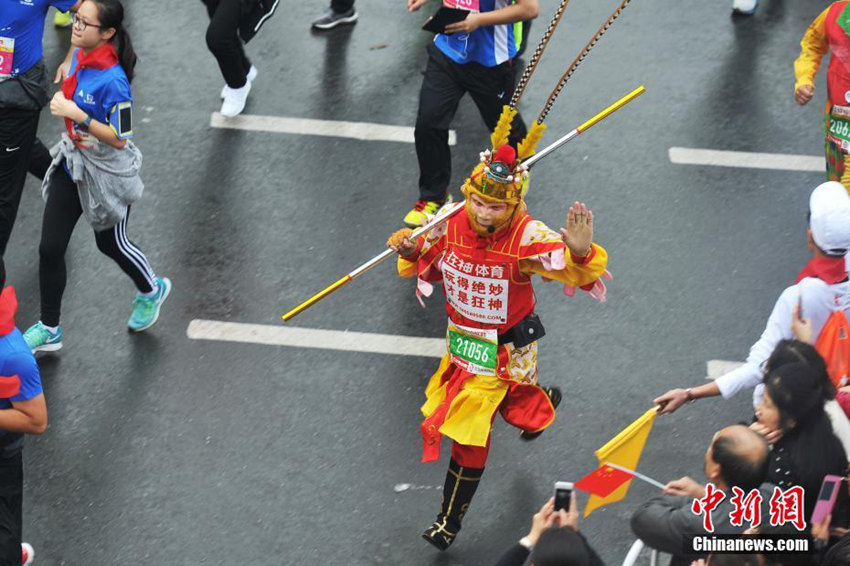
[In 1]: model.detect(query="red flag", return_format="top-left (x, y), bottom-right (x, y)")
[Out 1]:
top-left (0, 375), bottom-right (21, 399)
top-left (575, 465), bottom-right (635, 498)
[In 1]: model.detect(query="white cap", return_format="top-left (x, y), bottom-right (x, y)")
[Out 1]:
top-left (810, 182), bottom-right (850, 255)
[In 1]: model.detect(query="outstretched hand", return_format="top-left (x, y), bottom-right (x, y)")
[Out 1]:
top-left (654, 388), bottom-right (690, 415)
top-left (560, 201), bottom-right (593, 258)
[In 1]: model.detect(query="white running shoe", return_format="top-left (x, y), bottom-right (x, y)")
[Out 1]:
top-left (22, 543), bottom-right (34, 566)
top-left (220, 65), bottom-right (258, 99)
top-left (220, 82), bottom-right (252, 118)
top-left (732, 0), bottom-right (759, 15)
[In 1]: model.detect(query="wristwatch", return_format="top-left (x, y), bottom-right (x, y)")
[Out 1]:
top-left (519, 536), bottom-right (534, 550)
top-left (685, 388), bottom-right (696, 403)
top-left (81, 114), bottom-right (92, 128)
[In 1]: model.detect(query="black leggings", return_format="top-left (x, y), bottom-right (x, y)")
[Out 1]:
top-left (0, 108), bottom-right (41, 289)
top-left (0, 453), bottom-right (22, 566)
top-left (203, 0), bottom-right (252, 88)
top-left (39, 166), bottom-right (156, 327)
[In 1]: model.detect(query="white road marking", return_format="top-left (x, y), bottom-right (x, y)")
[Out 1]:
top-left (189, 320), bottom-right (744, 375)
top-left (187, 319), bottom-right (446, 358)
top-left (706, 360), bottom-right (745, 380)
top-left (669, 147), bottom-right (823, 172)
top-left (210, 112), bottom-right (457, 145)
top-left (393, 484), bottom-right (441, 493)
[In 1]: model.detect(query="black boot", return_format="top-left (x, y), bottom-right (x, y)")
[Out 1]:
top-left (422, 459), bottom-right (484, 551)
top-left (519, 386), bottom-right (562, 441)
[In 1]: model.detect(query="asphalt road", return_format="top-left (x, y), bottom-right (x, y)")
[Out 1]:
top-left (4, 0), bottom-right (833, 564)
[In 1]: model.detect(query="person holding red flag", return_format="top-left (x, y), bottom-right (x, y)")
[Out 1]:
top-left (22, 0), bottom-right (171, 354)
top-left (387, 110), bottom-right (610, 551)
top-left (794, 1), bottom-right (850, 193)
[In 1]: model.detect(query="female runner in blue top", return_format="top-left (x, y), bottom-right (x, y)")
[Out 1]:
top-left (23, 0), bottom-right (171, 353)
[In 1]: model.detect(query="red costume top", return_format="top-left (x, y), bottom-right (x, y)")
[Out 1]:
top-left (398, 205), bottom-right (608, 462)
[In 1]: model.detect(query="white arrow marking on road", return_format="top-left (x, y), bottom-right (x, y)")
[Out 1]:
top-left (187, 319), bottom-right (446, 358)
top-left (669, 147), bottom-right (822, 172)
top-left (706, 359), bottom-right (744, 380)
top-left (210, 112), bottom-right (457, 145)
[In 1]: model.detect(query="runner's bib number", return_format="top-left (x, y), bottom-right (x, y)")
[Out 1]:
top-left (443, 0), bottom-right (479, 12)
top-left (446, 322), bottom-right (498, 376)
top-left (0, 37), bottom-right (15, 80)
top-left (828, 106), bottom-right (850, 151)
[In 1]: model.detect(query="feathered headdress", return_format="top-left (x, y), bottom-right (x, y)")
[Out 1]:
top-left (462, 107), bottom-right (547, 204)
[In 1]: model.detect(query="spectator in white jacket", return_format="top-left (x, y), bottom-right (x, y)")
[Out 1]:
top-left (654, 182), bottom-right (850, 415)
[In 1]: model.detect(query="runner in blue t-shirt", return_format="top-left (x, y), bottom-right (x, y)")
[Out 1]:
top-left (402, 0), bottom-right (537, 228)
top-left (0, 287), bottom-right (47, 565)
top-left (0, 0), bottom-right (81, 292)
top-left (22, 0), bottom-right (172, 354)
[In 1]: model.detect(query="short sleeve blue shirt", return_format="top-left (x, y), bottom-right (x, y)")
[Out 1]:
top-left (0, 328), bottom-right (43, 458)
top-left (434, 0), bottom-right (520, 67)
top-left (0, 0), bottom-right (77, 77)
top-left (67, 47), bottom-right (133, 140)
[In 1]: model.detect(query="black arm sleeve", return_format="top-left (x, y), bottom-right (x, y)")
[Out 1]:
top-left (494, 543), bottom-right (530, 566)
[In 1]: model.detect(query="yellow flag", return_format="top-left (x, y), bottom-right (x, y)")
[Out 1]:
top-left (584, 408), bottom-right (657, 517)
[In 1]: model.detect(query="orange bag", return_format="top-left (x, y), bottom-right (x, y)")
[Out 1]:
top-left (816, 310), bottom-right (850, 387)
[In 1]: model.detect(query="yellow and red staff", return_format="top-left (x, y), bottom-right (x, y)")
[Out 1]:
top-left (281, 85), bottom-right (645, 322)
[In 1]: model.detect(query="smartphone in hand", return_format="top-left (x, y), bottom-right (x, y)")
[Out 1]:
top-left (811, 475), bottom-right (843, 524)
top-left (554, 481), bottom-right (574, 512)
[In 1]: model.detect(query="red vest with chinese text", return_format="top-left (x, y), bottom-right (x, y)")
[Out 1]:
top-left (825, 2), bottom-right (850, 108)
top-left (435, 209), bottom-right (564, 333)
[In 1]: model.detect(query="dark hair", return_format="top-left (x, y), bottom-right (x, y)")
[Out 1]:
top-left (822, 534), bottom-right (850, 566)
top-left (766, 363), bottom-right (829, 431)
top-left (91, 0), bottom-right (136, 82)
top-left (765, 362), bottom-right (848, 516)
top-left (765, 340), bottom-right (835, 401)
top-left (706, 554), bottom-right (759, 566)
top-left (712, 431), bottom-right (769, 491)
top-left (529, 527), bottom-right (590, 566)
top-left (758, 523), bottom-right (819, 566)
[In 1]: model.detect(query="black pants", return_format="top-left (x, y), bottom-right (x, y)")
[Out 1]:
top-left (331, 0), bottom-right (354, 13)
top-left (0, 453), bottom-right (23, 566)
top-left (39, 166), bottom-right (157, 327)
top-left (27, 138), bottom-right (52, 182)
top-left (0, 108), bottom-right (41, 289)
top-left (203, 0), bottom-right (252, 88)
top-left (414, 44), bottom-right (527, 202)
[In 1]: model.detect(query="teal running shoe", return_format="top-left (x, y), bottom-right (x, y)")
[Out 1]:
top-left (127, 277), bottom-right (172, 332)
top-left (23, 322), bottom-right (63, 353)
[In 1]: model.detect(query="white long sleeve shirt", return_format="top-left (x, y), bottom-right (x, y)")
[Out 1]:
top-left (715, 276), bottom-right (850, 407)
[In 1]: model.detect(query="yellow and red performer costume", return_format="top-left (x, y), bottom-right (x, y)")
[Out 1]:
top-left (387, 111), bottom-right (610, 551)
top-left (795, 1), bottom-right (850, 192)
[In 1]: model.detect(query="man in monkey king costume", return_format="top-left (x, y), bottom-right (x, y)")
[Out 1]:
top-left (387, 109), bottom-right (611, 551)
